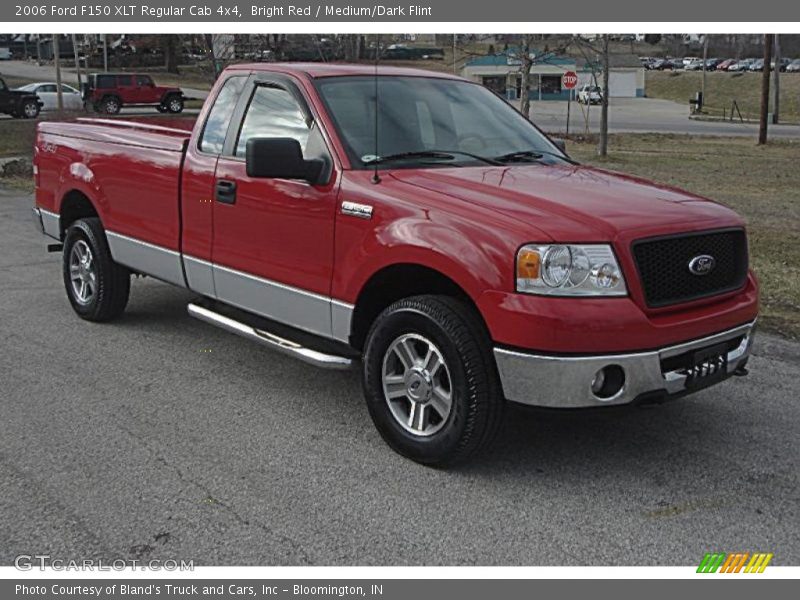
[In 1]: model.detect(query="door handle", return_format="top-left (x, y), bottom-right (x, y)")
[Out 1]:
top-left (215, 179), bottom-right (237, 204)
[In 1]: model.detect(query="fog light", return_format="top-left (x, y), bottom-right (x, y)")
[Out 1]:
top-left (591, 365), bottom-right (625, 400)
top-left (591, 369), bottom-right (606, 394)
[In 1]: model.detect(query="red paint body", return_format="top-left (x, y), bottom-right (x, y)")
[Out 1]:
top-left (34, 63), bottom-right (758, 354)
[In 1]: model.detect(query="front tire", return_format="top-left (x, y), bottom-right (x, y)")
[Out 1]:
top-left (21, 100), bottom-right (40, 119)
top-left (62, 218), bottom-right (130, 321)
top-left (362, 295), bottom-right (504, 466)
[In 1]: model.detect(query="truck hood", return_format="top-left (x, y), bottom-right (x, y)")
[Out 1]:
top-left (389, 163), bottom-right (742, 241)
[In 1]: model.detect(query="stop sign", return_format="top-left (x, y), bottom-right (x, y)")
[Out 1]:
top-left (562, 71), bottom-right (578, 89)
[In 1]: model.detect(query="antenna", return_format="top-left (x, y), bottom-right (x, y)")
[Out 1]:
top-left (371, 35), bottom-right (381, 184)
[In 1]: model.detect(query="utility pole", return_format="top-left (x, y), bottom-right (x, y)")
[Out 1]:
top-left (54, 35), bottom-right (64, 111)
top-left (598, 34), bottom-right (610, 157)
top-left (773, 35), bottom-right (780, 124)
top-left (103, 34), bottom-right (108, 72)
top-left (701, 34), bottom-right (709, 109)
top-left (71, 34), bottom-right (82, 94)
top-left (758, 34), bottom-right (773, 145)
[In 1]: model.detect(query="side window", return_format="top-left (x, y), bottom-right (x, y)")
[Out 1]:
top-left (96, 75), bottom-right (115, 89)
top-left (39, 84), bottom-right (57, 93)
top-left (234, 85), bottom-right (310, 158)
top-left (117, 75), bottom-right (133, 87)
top-left (199, 76), bottom-right (246, 154)
top-left (136, 75), bottom-right (154, 87)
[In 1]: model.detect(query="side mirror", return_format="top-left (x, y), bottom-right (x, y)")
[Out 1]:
top-left (245, 137), bottom-right (324, 184)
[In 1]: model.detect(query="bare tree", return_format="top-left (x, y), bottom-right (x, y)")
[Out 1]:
top-left (573, 35), bottom-right (611, 156)
top-left (162, 35), bottom-right (180, 74)
top-left (518, 36), bottom-right (536, 118)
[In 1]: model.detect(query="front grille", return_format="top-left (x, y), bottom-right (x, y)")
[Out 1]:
top-left (632, 229), bottom-right (748, 308)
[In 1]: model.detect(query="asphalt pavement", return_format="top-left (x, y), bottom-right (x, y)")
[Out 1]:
top-left (1, 188), bottom-right (798, 565)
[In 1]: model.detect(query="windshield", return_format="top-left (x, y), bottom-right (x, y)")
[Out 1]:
top-left (315, 76), bottom-right (567, 169)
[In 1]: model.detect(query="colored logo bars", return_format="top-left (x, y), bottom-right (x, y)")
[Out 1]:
top-left (697, 552), bottom-right (774, 573)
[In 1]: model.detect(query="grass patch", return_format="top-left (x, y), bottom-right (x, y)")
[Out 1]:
top-left (646, 71), bottom-right (800, 124)
top-left (0, 120), bottom-right (38, 158)
top-left (570, 133), bottom-right (800, 339)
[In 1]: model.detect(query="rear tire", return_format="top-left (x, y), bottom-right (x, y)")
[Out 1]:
top-left (62, 218), bottom-right (130, 322)
top-left (362, 295), bottom-right (504, 467)
top-left (101, 96), bottom-right (121, 115)
top-left (165, 95), bottom-right (184, 114)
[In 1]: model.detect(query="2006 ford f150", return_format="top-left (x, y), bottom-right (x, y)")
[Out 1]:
top-left (32, 63), bottom-right (758, 465)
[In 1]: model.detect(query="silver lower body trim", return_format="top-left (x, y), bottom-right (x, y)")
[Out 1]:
top-left (106, 231), bottom-right (186, 287)
top-left (103, 231), bottom-right (354, 344)
top-left (184, 255), bottom-right (216, 298)
top-left (35, 207), bottom-right (61, 240)
top-left (188, 303), bottom-right (353, 370)
top-left (494, 320), bottom-right (756, 408)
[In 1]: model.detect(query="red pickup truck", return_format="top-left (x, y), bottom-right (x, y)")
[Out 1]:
top-left (32, 63), bottom-right (758, 465)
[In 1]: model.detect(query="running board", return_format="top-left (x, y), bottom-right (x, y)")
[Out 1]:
top-left (187, 303), bottom-right (353, 370)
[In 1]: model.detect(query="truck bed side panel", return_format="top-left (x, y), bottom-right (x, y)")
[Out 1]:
top-left (36, 120), bottom-right (189, 285)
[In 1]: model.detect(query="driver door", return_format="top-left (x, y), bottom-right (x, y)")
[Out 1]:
top-left (211, 75), bottom-right (340, 339)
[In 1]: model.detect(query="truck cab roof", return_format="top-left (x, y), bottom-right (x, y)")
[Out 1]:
top-left (224, 62), bottom-right (465, 80)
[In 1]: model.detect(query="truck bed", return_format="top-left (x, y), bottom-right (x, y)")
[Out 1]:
top-left (35, 116), bottom-right (197, 259)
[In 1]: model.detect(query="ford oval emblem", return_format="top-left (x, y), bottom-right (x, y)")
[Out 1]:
top-left (688, 254), bottom-right (716, 276)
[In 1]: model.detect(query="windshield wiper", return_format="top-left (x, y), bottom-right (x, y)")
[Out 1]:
top-left (495, 149), bottom-right (577, 164)
top-left (494, 150), bottom-right (546, 163)
top-left (362, 150), bottom-right (502, 166)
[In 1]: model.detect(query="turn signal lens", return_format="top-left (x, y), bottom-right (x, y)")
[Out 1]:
top-left (517, 248), bottom-right (541, 280)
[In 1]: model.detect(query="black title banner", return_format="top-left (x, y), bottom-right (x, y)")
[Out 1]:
top-left (5, 0), bottom-right (800, 22)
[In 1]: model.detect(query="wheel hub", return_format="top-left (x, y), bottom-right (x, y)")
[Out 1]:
top-left (404, 368), bottom-right (433, 403)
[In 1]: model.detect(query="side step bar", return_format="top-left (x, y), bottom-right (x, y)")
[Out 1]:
top-left (187, 303), bottom-right (353, 370)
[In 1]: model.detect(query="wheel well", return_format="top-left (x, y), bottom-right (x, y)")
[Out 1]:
top-left (349, 264), bottom-right (483, 351)
top-left (60, 190), bottom-right (99, 238)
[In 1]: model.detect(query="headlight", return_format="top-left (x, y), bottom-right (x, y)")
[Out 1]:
top-left (516, 244), bottom-right (627, 296)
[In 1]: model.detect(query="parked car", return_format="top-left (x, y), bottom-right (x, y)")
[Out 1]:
top-left (83, 72), bottom-right (185, 115)
top-left (16, 82), bottom-right (83, 111)
top-left (0, 47), bottom-right (12, 60)
top-left (704, 58), bottom-right (721, 70)
top-left (32, 63), bottom-right (758, 466)
top-left (787, 59), bottom-right (800, 72)
top-left (669, 58), bottom-right (686, 70)
top-left (728, 59), bottom-right (755, 72)
top-left (684, 59), bottom-right (705, 71)
top-left (748, 59), bottom-right (765, 72)
top-left (773, 58), bottom-right (790, 72)
top-left (0, 76), bottom-right (42, 118)
top-left (716, 59), bottom-right (736, 71)
top-left (648, 58), bottom-right (669, 70)
top-left (682, 56), bottom-right (700, 67)
top-left (577, 84), bottom-right (603, 105)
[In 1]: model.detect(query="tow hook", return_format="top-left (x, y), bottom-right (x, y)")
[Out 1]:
top-left (733, 366), bottom-right (749, 377)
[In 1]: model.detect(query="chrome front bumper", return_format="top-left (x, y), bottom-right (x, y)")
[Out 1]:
top-left (494, 320), bottom-right (756, 408)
